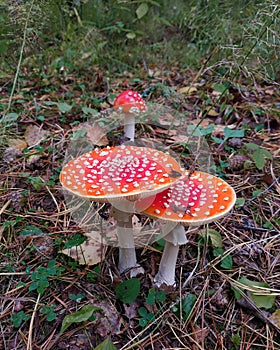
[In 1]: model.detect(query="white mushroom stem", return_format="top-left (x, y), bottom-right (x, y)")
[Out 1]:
top-left (124, 114), bottom-right (135, 141)
top-left (111, 207), bottom-right (143, 277)
top-left (154, 225), bottom-right (188, 287)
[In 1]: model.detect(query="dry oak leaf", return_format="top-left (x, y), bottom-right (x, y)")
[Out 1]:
top-left (24, 125), bottom-right (50, 146)
top-left (60, 231), bottom-right (107, 265)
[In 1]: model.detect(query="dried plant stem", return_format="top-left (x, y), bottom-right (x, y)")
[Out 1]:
top-left (4, 0), bottom-right (34, 120)
top-left (27, 293), bottom-right (41, 350)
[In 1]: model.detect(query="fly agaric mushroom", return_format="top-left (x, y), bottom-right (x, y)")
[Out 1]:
top-left (137, 170), bottom-right (236, 287)
top-left (113, 90), bottom-right (146, 141)
top-left (60, 144), bottom-right (182, 276)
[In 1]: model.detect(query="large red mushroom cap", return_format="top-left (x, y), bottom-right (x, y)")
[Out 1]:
top-left (113, 90), bottom-right (146, 114)
top-left (60, 145), bottom-right (182, 202)
top-left (137, 170), bottom-right (236, 225)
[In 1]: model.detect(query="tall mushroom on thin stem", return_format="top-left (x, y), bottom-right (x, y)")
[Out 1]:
top-left (113, 90), bottom-right (146, 142)
top-left (137, 170), bottom-right (236, 287)
top-left (60, 145), bottom-right (182, 276)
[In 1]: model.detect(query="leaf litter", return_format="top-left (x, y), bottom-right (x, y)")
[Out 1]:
top-left (0, 64), bottom-right (279, 349)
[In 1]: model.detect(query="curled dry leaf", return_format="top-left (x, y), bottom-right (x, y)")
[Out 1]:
top-left (60, 231), bottom-right (107, 265)
top-left (24, 125), bottom-right (50, 146)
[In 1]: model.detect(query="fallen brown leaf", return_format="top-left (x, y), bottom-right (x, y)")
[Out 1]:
top-left (24, 125), bottom-right (50, 146)
top-left (270, 309), bottom-right (280, 328)
top-left (265, 89), bottom-right (274, 96)
top-left (72, 122), bottom-right (108, 147)
top-left (7, 138), bottom-right (27, 151)
top-left (207, 108), bottom-right (220, 117)
top-left (178, 86), bottom-right (198, 95)
top-left (60, 230), bottom-right (107, 265)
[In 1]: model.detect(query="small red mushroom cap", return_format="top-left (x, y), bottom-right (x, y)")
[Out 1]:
top-left (60, 145), bottom-right (182, 202)
top-left (137, 170), bottom-right (236, 225)
top-left (113, 90), bottom-right (146, 114)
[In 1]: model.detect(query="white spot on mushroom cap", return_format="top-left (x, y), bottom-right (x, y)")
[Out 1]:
top-left (136, 169), bottom-right (236, 224)
top-left (60, 145), bottom-right (183, 201)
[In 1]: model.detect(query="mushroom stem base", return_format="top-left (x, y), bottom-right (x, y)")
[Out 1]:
top-left (112, 207), bottom-right (144, 277)
top-left (154, 241), bottom-right (179, 287)
top-left (118, 247), bottom-right (143, 277)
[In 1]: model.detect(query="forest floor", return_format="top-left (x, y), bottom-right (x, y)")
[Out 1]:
top-left (0, 64), bottom-right (280, 349)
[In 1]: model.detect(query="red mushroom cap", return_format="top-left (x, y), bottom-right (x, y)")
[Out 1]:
top-left (113, 90), bottom-right (146, 114)
top-left (60, 145), bottom-right (182, 202)
top-left (137, 170), bottom-right (236, 225)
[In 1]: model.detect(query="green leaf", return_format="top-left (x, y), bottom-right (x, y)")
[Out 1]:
top-left (231, 334), bottom-right (241, 349)
top-left (70, 128), bottom-right (87, 141)
top-left (263, 221), bottom-right (274, 229)
top-left (116, 278), bottom-right (140, 304)
top-left (136, 3), bottom-right (149, 19)
top-left (145, 288), bottom-right (166, 304)
top-left (61, 305), bottom-right (100, 334)
top-left (69, 293), bottom-right (85, 302)
top-left (213, 248), bottom-right (223, 255)
top-left (232, 277), bottom-right (276, 309)
top-left (212, 83), bottom-right (228, 93)
top-left (57, 102), bottom-right (72, 113)
top-left (41, 305), bottom-right (56, 322)
top-left (0, 112), bottom-right (20, 124)
top-left (139, 318), bottom-right (148, 327)
top-left (64, 233), bottom-right (87, 249)
top-left (220, 254), bottom-right (233, 270)
top-left (46, 310), bottom-right (56, 322)
top-left (224, 127), bottom-right (245, 140)
top-left (146, 313), bottom-right (155, 322)
top-left (138, 306), bottom-right (155, 326)
top-left (93, 337), bottom-right (117, 350)
top-left (138, 307), bottom-right (148, 318)
top-left (187, 124), bottom-right (214, 137)
top-left (10, 311), bottom-right (30, 328)
top-left (252, 149), bottom-right (272, 170)
top-left (20, 225), bottom-right (44, 236)
top-left (29, 176), bottom-right (44, 191)
top-left (253, 108), bottom-right (264, 116)
top-left (235, 197), bottom-right (245, 207)
top-left (44, 101), bottom-right (72, 113)
top-left (252, 189), bottom-right (262, 197)
top-left (179, 294), bottom-right (197, 321)
top-left (211, 135), bottom-right (224, 144)
top-left (245, 142), bottom-right (260, 151)
top-left (245, 143), bottom-right (272, 169)
top-left (82, 106), bottom-right (98, 116)
top-left (145, 290), bottom-right (156, 305)
top-left (199, 229), bottom-right (223, 248)
top-left (252, 150), bottom-right (265, 170)
top-left (213, 248), bottom-right (233, 269)
top-left (156, 290), bottom-right (166, 303)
